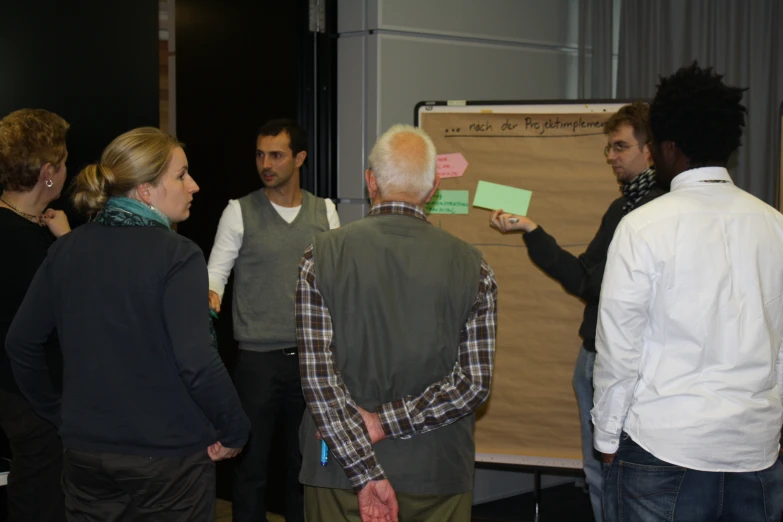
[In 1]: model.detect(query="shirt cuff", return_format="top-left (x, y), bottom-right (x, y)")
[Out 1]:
top-left (347, 455), bottom-right (387, 492)
top-left (377, 399), bottom-right (413, 439)
top-left (593, 424), bottom-right (622, 454)
top-left (208, 280), bottom-right (224, 300)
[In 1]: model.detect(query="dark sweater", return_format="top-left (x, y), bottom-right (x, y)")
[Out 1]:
top-left (5, 221), bottom-right (250, 456)
top-left (523, 186), bottom-right (665, 351)
top-left (0, 208), bottom-right (61, 394)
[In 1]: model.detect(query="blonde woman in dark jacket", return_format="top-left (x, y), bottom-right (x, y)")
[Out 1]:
top-left (6, 127), bottom-right (250, 522)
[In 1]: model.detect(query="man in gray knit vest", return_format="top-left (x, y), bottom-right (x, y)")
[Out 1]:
top-left (207, 119), bottom-right (340, 522)
top-left (295, 124), bottom-right (498, 522)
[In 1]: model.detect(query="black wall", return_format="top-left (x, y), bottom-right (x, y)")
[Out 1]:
top-left (0, 2), bottom-right (160, 518)
top-left (175, 0), bottom-right (308, 252)
top-left (0, 0), bottom-right (160, 223)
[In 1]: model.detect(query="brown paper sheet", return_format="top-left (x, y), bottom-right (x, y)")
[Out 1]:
top-left (420, 110), bottom-right (619, 461)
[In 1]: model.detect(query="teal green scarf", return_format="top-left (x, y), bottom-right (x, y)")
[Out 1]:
top-left (95, 197), bottom-right (218, 351)
top-left (96, 196), bottom-right (172, 229)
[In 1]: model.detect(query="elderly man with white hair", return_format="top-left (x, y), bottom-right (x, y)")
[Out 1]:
top-left (295, 124), bottom-right (498, 522)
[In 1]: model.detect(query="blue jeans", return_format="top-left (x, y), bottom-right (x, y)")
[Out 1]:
top-left (573, 346), bottom-right (603, 522)
top-left (603, 433), bottom-right (783, 522)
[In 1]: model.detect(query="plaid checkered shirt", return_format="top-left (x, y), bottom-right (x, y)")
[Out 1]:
top-left (295, 201), bottom-right (498, 491)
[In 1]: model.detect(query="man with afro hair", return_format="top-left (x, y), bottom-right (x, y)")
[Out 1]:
top-left (593, 62), bottom-right (783, 521)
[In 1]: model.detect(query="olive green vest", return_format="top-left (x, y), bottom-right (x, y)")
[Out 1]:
top-left (233, 189), bottom-right (328, 350)
top-left (299, 211), bottom-right (483, 495)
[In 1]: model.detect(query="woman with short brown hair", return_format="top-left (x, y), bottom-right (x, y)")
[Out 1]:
top-left (0, 107), bottom-right (71, 522)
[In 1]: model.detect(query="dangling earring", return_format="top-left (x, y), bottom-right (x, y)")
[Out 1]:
top-left (45, 179), bottom-right (54, 188)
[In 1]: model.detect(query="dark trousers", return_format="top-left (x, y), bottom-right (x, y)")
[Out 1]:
top-left (0, 388), bottom-right (65, 522)
top-left (62, 448), bottom-right (215, 522)
top-left (603, 433), bottom-right (783, 522)
top-left (233, 349), bottom-right (305, 522)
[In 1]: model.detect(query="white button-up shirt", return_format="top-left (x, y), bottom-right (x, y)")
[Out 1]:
top-left (592, 166), bottom-right (783, 472)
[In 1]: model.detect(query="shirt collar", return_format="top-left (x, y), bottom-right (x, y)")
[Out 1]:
top-left (670, 167), bottom-right (733, 191)
top-left (367, 201), bottom-right (429, 222)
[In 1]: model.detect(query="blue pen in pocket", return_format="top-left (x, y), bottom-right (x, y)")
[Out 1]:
top-left (320, 439), bottom-right (329, 466)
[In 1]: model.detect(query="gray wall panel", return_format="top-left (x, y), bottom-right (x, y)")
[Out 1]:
top-left (337, 35), bottom-right (367, 198)
top-left (365, 35), bottom-right (380, 167)
top-left (337, 1), bottom-right (578, 217)
top-left (336, 202), bottom-right (369, 227)
top-left (375, 33), bottom-right (572, 130)
top-left (338, 0), bottom-right (366, 33)
top-left (371, 0), bottom-right (575, 47)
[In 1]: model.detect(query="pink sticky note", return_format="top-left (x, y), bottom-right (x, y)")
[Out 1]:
top-left (436, 153), bottom-right (468, 179)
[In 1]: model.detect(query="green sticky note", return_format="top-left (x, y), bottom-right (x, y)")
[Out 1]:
top-left (425, 190), bottom-right (470, 215)
top-left (473, 181), bottom-right (532, 216)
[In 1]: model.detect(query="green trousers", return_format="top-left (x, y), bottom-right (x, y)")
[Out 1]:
top-left (304, 485), bottom-right (472, 522)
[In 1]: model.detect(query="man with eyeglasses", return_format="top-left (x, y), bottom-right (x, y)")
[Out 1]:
top-left (489, 102), bottom-right (665, 522)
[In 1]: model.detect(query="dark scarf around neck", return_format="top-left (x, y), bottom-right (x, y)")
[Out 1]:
top-left (621, 168), bottom-right (656, 214)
